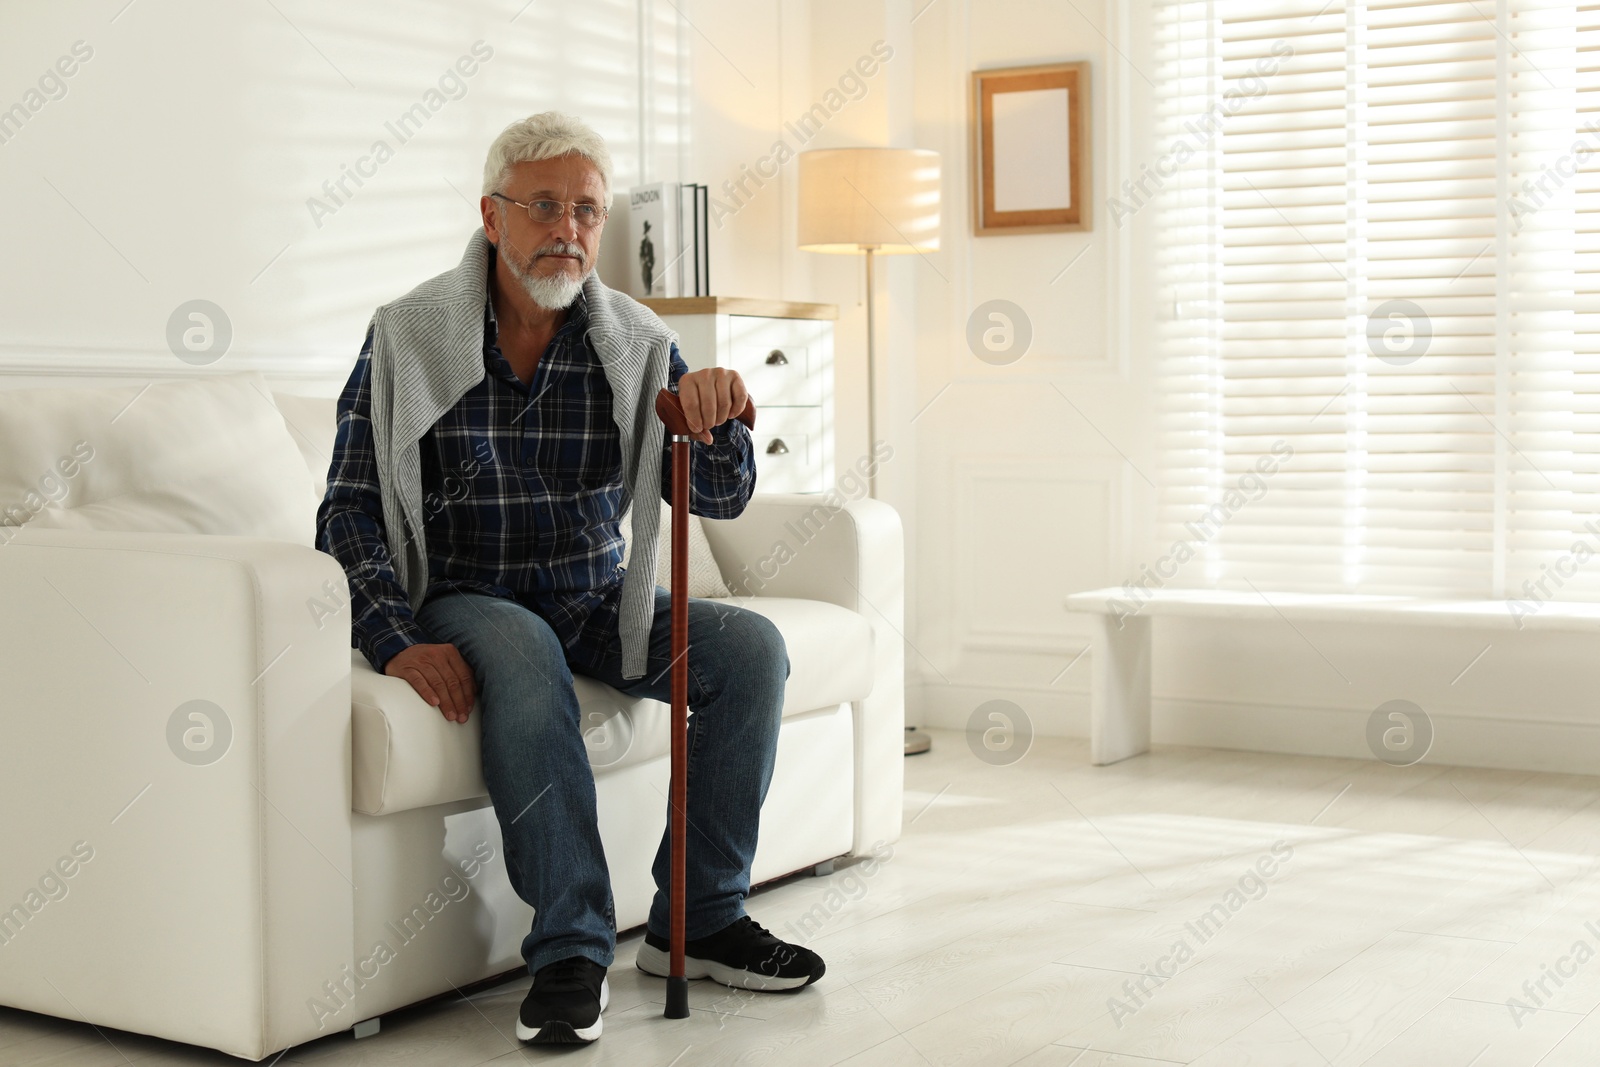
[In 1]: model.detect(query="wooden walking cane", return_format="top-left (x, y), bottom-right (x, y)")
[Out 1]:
top-left (653, 386), bottom-right (757, 1020)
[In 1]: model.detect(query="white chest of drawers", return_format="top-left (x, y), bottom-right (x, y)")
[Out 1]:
top-left (642, 297), bottom-right (837, 495)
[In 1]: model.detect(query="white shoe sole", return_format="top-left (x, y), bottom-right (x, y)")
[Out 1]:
top-left (516, 976), bottom-right (608, 1043)
top-left (635, 941), bottom-right (817, 991)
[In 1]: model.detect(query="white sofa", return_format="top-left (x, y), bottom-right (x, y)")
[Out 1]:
top-left (0, 373), bottom-right (904, 1061)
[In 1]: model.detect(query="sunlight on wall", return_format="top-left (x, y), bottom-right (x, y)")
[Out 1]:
top-left (0, 0), bottom-right (688, 390)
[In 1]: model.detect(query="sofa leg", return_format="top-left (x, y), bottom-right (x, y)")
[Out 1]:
top-left (812, 858), bottom-right (836, 877)
top-left (353, 1017), bottom-right (381, 1039)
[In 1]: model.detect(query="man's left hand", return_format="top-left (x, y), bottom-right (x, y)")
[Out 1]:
top-left (677, 368), bottom-right (749, 445)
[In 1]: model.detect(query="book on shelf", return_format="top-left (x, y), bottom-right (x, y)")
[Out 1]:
top-left (627, 181), bottom-right (710, 300)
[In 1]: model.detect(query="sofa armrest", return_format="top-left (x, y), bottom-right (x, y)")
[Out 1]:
top-left (0, 528), bottom-right (356, 1060)
top-left (701, 494), bottom-right (905, 855)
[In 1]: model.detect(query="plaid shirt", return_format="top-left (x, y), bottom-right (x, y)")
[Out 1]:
top-left (317, 287), bottom-right (756, 675)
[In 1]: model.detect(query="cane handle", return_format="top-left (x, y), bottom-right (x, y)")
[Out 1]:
top-left (655, 388), bottom-right (757, 437)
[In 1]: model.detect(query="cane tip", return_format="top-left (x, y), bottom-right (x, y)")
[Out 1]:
top-left (664, 977), bottom-right (690, 1019)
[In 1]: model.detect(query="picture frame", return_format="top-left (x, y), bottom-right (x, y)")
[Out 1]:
top-left (971, 61), bottom-right (1090, 235)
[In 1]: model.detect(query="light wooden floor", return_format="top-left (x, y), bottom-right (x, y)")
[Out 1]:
top-left (8, 727), bottom-right (1600, 1065)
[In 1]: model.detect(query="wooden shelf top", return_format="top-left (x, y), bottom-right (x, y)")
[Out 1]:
top-left (639, 296), bottom-right (838, 321)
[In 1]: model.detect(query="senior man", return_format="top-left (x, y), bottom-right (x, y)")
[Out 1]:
top-left (316, 111), bottom-right (822, 1046)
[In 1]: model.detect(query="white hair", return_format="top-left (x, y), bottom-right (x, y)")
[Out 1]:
top-left (481, 111), bottom-right (614, 207)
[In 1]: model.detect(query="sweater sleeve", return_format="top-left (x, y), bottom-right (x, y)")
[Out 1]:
top-left (315, 324), bottom-right (442, 673)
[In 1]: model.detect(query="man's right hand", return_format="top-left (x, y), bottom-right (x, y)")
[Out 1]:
top-left (385, 643), bottom-right (477, 723)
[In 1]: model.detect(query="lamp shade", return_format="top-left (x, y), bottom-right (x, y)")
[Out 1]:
top-left (797, 147), bottom-right (941, 254)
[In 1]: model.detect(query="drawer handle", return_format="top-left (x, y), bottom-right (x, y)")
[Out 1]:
top-left (766, 438), bottom-right (790, 455)
top-left (765, 349), bottom-right (789, 366)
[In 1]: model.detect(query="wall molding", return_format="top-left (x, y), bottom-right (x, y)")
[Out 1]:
top-left (960, 631), bottom-right (1091, 656)
top-left (0, 344), bottom-right (350, 397)
top-left (946, 453), bottom-right (1124, 661)
top-left (1104, 0), bottom-right (1135, 383)
top-left (913, 681), bottom-right (1600, 778)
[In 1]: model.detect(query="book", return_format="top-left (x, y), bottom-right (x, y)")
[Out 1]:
top-left (627, 182), bottom-right (679, 299)
top-left (696, 184), bottom-right (709, 296)
top-left (626, 181), bottom-right (712, 299)
top-left (678, 183), bottom-right (699, 297)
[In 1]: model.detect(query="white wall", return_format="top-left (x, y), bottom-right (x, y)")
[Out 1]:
top-left (902, 0), bottom-right (1147, 744)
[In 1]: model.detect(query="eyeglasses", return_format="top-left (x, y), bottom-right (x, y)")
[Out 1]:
top-left (490, 192), bottom-right (608, 229)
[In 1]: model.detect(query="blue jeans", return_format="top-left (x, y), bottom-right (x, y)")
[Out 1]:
top-left (416, 586), bottom-right (789, 976)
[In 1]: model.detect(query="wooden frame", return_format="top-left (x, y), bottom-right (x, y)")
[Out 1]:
top-left (971, 61), bottom-right (1090, 235)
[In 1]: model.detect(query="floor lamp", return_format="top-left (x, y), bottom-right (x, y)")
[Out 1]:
top-left (797, 147), bottom-right (940, 756)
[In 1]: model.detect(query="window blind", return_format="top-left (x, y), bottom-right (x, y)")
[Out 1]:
top-left (1153, 0), bottom-right (1599, 602)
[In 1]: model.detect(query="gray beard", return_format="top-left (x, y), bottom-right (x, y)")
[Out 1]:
top-left (517, 265), bottom-right (586, 310)
top-left (503, 240), bottom-right (589, 310)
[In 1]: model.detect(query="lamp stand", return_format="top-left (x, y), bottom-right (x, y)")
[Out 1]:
top-left (863, 245), bottom-right (878, 500)
top-left (860, 246), bottom-right (932, 758)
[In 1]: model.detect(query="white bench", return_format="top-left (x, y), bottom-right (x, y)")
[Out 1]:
top-left (1065, 587), bottom-right (1600, 765)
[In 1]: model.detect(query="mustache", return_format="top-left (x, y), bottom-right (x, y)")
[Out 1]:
top-left (533, 240), bottom-right (587, 267)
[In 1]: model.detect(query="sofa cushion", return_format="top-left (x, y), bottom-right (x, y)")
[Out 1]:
top-left (0, 373), bottom-right (318, 546)
top-left (271, 392), bottom-right (339, 502)
top-left (350, 595), bottom-right (876, 816)
top-left (620, 499), bottom-right (732, 598)
top-left (728, 595), bottom-right (876, 712)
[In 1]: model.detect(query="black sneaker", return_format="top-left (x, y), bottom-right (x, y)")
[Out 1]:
top-left (517, 956), bottom-right (609, 1044)
top-left (636, 915), bottom-right (825, 991)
